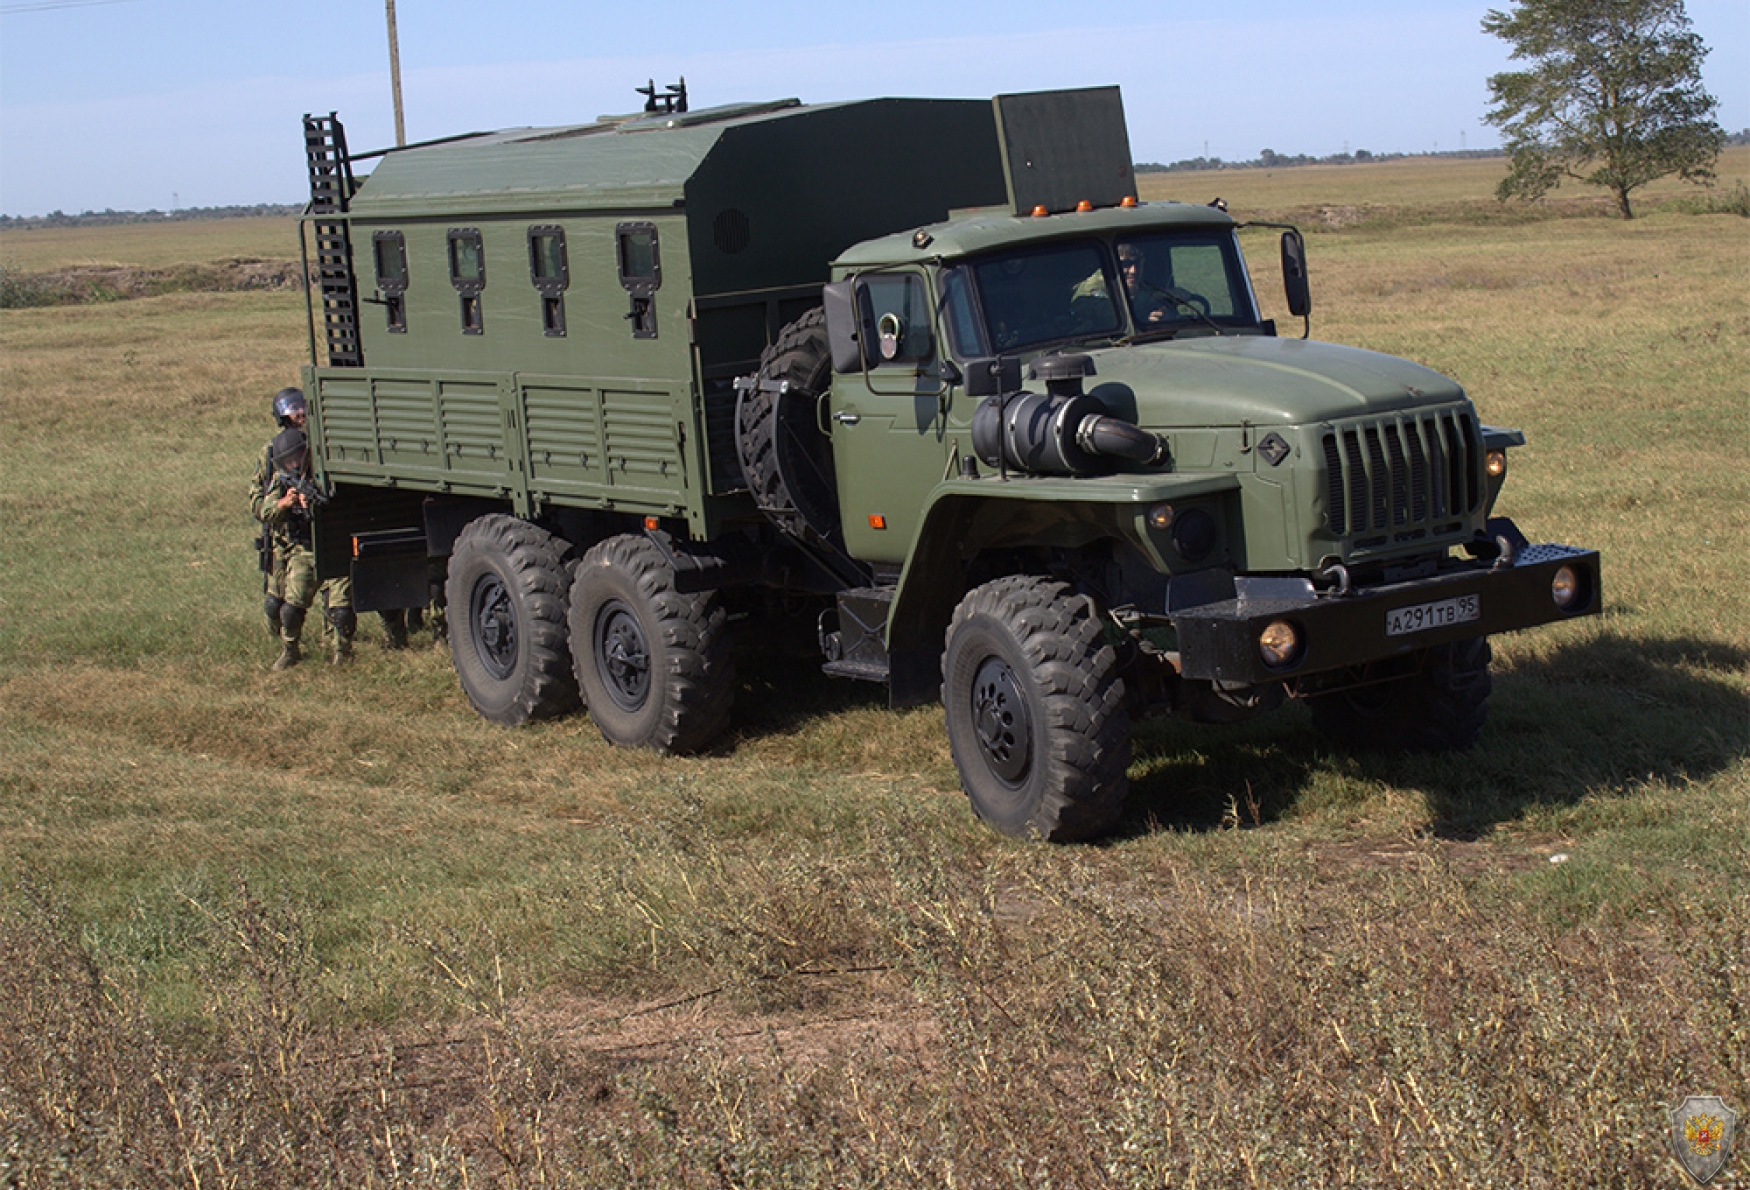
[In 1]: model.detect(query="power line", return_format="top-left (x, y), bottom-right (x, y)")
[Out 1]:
top-left (0, 0), bottom-right (140, 14)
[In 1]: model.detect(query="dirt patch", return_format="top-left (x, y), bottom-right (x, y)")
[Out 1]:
top-left (516, 967), bottom-right (938, 1073)
top-left (1304, 834), bottom-right (1573, 878)
top-left (2, 258), bottom-right (305, 306)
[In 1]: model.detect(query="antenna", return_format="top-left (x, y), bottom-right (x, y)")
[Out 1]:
top-left (637, 78), bottom-right (688, 115)
top-left (386, 0), bottom-right (406, 146)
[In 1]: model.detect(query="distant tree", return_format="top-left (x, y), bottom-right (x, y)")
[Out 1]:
top-left (1482, 0), bottom-right (1723, 218)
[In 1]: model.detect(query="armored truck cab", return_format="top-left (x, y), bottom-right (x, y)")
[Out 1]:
top-left (297, 86), bottom-right (1600, 841)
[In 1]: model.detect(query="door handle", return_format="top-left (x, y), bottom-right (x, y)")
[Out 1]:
top-left (832, 411), bottom-right (861, 426)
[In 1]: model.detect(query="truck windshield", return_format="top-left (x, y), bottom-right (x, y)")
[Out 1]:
top-left (940, 231), bottom-right (1258, 357)
top-left (941, 241), bottom-right (1122, 356)
top-left (1113, 230), bottom-right (1257, 336)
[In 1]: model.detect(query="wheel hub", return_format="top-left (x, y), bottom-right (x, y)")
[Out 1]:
top-left (595, 601), bottom-right (650, 712)
top-left (470, 574), bottom-right (517, 679)
top-left (971, 656), bottom-right (1030, 785)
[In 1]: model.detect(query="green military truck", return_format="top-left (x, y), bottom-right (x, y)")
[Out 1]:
top-left (296, 84), bottom-right (1600, 840)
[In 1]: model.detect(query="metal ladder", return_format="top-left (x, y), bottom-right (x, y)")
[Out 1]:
top-left (303, 113), bottom-right (362, 367)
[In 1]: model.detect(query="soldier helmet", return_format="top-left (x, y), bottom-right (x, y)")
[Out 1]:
top-left (270, 427), bottom-right (309, 472)
top-left (272, 387), bottom-right (307, 427)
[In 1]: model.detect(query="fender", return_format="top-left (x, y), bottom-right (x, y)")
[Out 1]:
top-left (885, 471), bottom-right (1242, 705)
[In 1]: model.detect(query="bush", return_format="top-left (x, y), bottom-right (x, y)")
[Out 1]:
top-left (0, 265), bottom-right (68, 309)
top-left (1669, 180), bottom-right (1750, 216)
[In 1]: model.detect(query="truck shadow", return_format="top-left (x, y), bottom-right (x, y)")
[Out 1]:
top-left (1117, 631), bottom-right (1749, 840)
top-left (722, 608), bottom-right (891, 741)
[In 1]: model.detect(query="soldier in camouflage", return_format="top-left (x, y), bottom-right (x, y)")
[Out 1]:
top-left (251, 388), bottom-right (359, 668)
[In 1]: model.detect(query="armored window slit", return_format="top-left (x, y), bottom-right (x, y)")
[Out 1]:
top-left (528, 225), bottom-right (569, 338)
top-left (616, 222), bottom-right (661, 340)
top-left (372, 230), bottom-right (409, 333)
top-left (447, 227), bottom-right (486, 335)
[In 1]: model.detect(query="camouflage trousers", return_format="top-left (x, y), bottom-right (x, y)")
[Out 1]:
top-left (266, 541), bottom-right (353, 645)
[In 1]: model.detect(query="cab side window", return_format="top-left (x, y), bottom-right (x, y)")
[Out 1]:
top-left (448, 228), bottom-right (486, 334)
top-left (861, 273), bottom-right (933, 365)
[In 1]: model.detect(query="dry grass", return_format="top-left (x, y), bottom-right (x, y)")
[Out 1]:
top-left (0, 216), bottom-right (298, 272)
top-left (2, 157), bottom-right (1747, 1188)
top-left (1142, 144), bottom-right (1750, 227)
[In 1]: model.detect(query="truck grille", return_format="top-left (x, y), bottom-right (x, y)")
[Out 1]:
top-left (1320, 410), bottom-right (1481, 543)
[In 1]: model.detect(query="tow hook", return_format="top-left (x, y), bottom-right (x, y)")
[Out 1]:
top-left (1318, 563), bottom-right (1353, 597)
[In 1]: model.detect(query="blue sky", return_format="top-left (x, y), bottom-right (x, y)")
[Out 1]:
top-left (0, 0), bottom-right (1744, 216)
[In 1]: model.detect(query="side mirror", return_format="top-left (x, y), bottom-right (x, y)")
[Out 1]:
top-left (962, 355), bottom-right (1022, 398)
top-left (1280, 230), bottom-right (1310, 318)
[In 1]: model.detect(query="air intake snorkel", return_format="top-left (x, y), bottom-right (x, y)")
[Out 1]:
top-left (970, 354), bottom-right (1165, 476)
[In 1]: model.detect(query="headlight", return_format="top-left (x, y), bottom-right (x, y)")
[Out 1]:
top-left (1258, 620), bottom-right (1303, 669)
top-left (1551, 565), bottom-right (1583, 610)
top-left (1485, 450), bottom-right (1507, 478)
top-left (1171, 508), bottom-right (1217, 562)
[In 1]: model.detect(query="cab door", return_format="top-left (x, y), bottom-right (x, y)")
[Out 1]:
top-left (829, 271), bottom-right (954, 565)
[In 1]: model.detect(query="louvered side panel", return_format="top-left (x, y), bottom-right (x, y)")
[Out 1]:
top-left (524, 384), bottom-right (605, 492)
top-left (373, 379), bottom-right (441, 470)
top-left (603, 391), bottom-right (685, 494)
top-left (439, 382), bottom-right (504, 460)
top-left (316, 376), bottom-right (377, 464)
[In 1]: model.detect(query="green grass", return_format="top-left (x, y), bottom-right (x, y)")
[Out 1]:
top-left (1, 159), bottom-right (1746, 1188)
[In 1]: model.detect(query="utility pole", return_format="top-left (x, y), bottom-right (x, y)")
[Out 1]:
top-left (386, 0), bottom-right (406, 147)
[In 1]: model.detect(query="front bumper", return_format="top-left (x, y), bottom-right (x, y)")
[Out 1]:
top-left (1172, 541), bottom-right (1601, 686)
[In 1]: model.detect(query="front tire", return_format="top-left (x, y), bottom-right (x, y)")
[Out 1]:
top-left (445, 515), bottom-right (580, 725)
top-left (943, 577), bottom-right (1131, 841)
top-left (1309, 636), bottom-right (1492, 752)
top-left (569, 534), bottom-right (734, 755)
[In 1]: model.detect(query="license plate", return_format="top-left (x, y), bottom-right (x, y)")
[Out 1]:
top-left (1385, 594), bottom-right (1480, 637)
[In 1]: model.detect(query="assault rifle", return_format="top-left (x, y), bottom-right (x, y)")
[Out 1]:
top-left (273, 470), bottom-right (330, 510)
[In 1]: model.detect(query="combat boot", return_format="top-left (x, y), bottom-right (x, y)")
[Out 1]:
top-left (276, 604), bottom-right (307, 671)
top-left (327, 605), bottom-right (357, 665)
top-left (381, 610), bottom-right (409, 650)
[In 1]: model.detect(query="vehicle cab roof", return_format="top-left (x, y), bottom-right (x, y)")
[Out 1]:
top-left (833, 201), bottom-right (1239, 270)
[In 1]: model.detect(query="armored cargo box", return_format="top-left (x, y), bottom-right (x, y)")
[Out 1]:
top-left (299, 89), bottom-right (1131, 543)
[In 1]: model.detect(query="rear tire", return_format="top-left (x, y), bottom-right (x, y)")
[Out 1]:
top-left (445, 515), bottom-right (580, 725)
top-left (943, 577), bottom-right (1130, 841)
top-left (569, 534), bottom-right (734, 755)
top-left (1309, 636), bottom-right (1492, 752)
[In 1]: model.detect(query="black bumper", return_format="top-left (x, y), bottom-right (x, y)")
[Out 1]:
top-left (1172, 542), bottom-right (1601, 685)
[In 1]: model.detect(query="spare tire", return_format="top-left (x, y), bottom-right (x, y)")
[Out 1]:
top-left (735, 307), bottom-right (842, 547)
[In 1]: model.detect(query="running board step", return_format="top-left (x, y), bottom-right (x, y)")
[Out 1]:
top-left (819, 586), bottom-right (893, 683)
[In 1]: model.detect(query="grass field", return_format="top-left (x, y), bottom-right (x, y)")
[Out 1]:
top-left (1, 154), bottom-right (1746, 1188)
